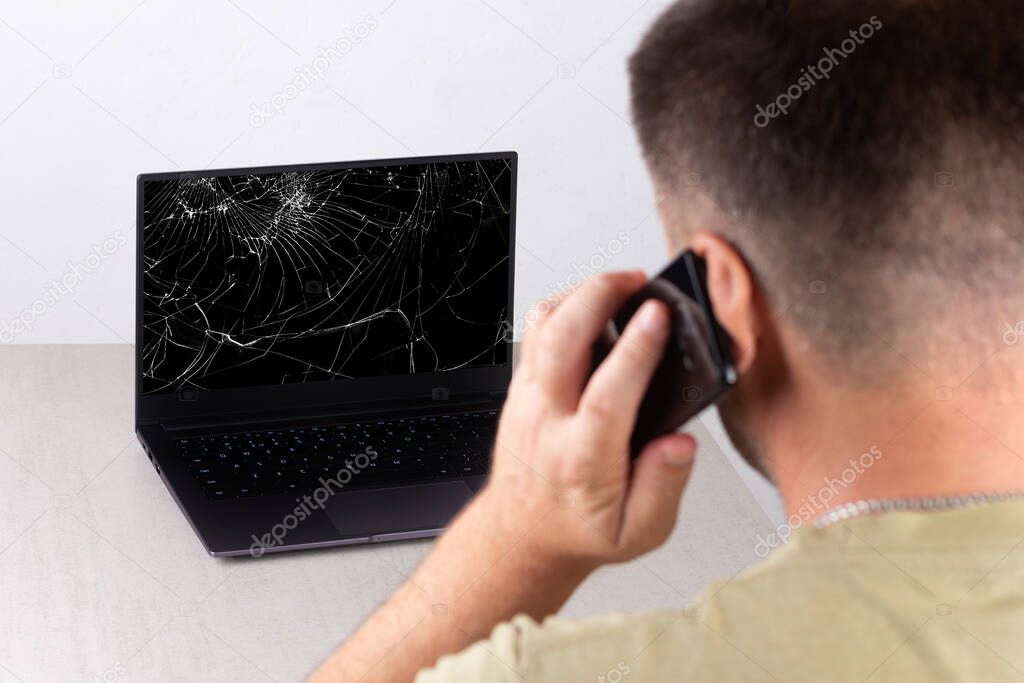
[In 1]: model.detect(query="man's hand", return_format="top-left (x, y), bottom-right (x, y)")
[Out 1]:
top-left (310, 271), bottom-right (697, 683)
top-left (481, 270), bottom-right (697, 571)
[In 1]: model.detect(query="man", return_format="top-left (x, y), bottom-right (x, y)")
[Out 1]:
top-left (312, 0), bottom-right (1024, 680)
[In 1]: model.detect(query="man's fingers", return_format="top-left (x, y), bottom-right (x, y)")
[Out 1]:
top-left (519, 291), bottom-right (566, 373)
top-left (524, 291), bottom-right (564, 333)
top-left (531, 271), bottom-right (646, 408)
top-left (619, 432), bottom-right (696, 553)
top-left (577, 299), bottom-right (670, 440)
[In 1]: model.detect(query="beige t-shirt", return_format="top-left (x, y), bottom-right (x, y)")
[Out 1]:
top-left (417, 499), bottom-right (1024, 682)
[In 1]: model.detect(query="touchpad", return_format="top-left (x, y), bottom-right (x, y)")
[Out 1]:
top-left (323, 481), bottom-right (474, 539)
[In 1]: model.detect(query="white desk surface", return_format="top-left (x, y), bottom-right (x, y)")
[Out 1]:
top-left (0, 344), bottom-right (773, 682)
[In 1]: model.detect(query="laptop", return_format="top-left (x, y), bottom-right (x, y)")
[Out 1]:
top-left (135, 151), bottom-right (516, 557)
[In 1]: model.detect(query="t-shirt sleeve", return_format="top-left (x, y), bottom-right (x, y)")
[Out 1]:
top-left (414, 611), bottom-right (693, 683)
top-left (414, 616), bottom-right (532, 683)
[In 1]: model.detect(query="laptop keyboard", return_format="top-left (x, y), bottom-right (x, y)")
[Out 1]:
top-left (174, 410), bottom-right (499, 500)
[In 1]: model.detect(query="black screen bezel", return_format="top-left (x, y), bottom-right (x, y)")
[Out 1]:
top-left (135, 151), bottom-right (517, 426)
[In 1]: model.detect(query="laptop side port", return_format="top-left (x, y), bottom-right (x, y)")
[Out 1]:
top-left (142, 444), bottom-right (160, 474)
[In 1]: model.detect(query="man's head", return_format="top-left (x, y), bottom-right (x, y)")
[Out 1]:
top-left (629, 0), bottom-right (1024, 476)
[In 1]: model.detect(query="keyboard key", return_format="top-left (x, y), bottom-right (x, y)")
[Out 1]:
top-left (176, 410), bottom-right (498, 500)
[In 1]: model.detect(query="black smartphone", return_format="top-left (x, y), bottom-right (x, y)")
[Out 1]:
top-left (591, 250), bottom-right (737, 455)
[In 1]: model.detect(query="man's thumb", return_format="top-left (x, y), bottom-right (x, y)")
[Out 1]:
top-left (620, 432), bottom-right (696, 554)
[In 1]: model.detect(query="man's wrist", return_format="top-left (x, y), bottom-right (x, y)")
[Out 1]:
top-left (461, 489), bottom-right (596, 590)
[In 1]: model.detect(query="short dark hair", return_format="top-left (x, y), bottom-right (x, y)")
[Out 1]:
top-left (629, 0), bottom-right (1024, 371)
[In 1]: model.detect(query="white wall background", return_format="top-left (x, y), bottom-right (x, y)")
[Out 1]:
top-left (0, 0), bottom-right (675, 344)
top-left (0, 0), bottom-right (783, 522)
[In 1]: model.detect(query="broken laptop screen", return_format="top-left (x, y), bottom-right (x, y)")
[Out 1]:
top-left (140, 156), bottom-right (513, 395)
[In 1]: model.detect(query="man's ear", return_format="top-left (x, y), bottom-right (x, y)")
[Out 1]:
top-left (689, 231), bottom-right (760, 374)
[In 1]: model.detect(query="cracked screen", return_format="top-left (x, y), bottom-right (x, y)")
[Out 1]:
top-left (141, 157), bottom-right (513, 396)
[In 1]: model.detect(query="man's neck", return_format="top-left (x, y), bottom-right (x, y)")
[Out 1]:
top-left (766, 378), bottom-right (1024, 519)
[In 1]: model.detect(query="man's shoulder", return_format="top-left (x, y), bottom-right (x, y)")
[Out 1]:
top-left (416, 541), bottom-right (906, 683)
top-left (416, 609), bottom-right (765, 683)
top-left (420, 510), bottom-right (1024, 683)
top-left (415, 550), bottom-right (824, 683)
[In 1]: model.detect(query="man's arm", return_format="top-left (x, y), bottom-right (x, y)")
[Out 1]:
top-left (308, 492), bottom-right (590, 682)
top-left (309, 272), bottom-right (697, 682)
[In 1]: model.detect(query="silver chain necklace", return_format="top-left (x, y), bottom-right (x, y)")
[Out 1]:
top-left (814, 490), bottom-right (1024, 529)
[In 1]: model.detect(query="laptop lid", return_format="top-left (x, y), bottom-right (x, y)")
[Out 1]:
top-left (135, 152), bottom-right (516, 426)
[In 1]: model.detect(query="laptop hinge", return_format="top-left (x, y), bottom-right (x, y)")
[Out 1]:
top-left (158, 391), bottom-right (504, 433)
